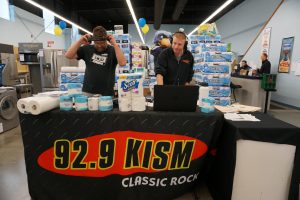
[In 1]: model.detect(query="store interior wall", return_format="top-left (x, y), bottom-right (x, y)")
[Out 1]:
top-left (217, 0), bottom-right (300, 108)
top-left (0, 6), bottom-right (66, 49)
top-left (128, 24), bottom-right (196, 47)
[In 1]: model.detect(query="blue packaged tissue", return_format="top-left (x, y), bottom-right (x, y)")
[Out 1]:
top-left (201, 97), bottom-right (215, 113)
top-left (121, 34), bottom-right (130, 44)
top-left (194, 54), bottom-right (205, 64)
top-left (197, 35), bottom-right (206, 43)
top-left (189, 35), bottom-right (198, 45)
top-left (194, 62), bottom-right (230, 73)
top-left (202, 43), bottom-right (228, 52)
top-left (208, 86), bottom-right (231, 97)
top-left (60, 72), bottom-right (84, 83)
top-left (213, 35), bottom-right (222, 43)
top-left (197, 73), bottom-right (231, 86)
top-left (205, 52), bottom-right (233, 62)
top-left (214, 97), bottom-right (231, 106)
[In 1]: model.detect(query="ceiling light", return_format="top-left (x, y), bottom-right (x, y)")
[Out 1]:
top-left (188, 0), bottom-right (234, 37)
top-left (126, 0), bottom-right (145, 44)
top-left (24, 0), bottom-right (92, 35)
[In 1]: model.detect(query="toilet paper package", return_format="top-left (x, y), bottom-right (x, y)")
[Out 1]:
top-left (68, 83), bottom-right (82, 97)
top-left (88, 97), bottom-right (99, 111)
top-left (202, 43), bottom-right (228, 52)
top-left (60, 72), bottom-right (85, 83)
top-left (60, 95), bottom-right (73, 111)
top-left (61, 67), bottom-right (85, 73)
top-left (74, 96), bottom-right (88, 111)
top-left (208, 86), bottom-right (231, 97)
top-left (132, 97), bottom-right (146, 111)
top-left (194, 73), bottom-right (231, 86)
top-left (28, 96), bottom-right (60, 115)
top-left (118, 97), bottom-right (132, 112)
top-left (204, 52), bottom-right (233, 62)
top-left (194, 54), bottom-right (205, 64)
top-left (201, 97), bottom-right (215, 113)
top-left (117, 73), bottom-right (143, 98)
top-left (214, 97), bottom-right (231, 106)
top-left (60, 83), bottom-right (68, 91)
top-left (194, 62), bottom-right (230, 73)
top-left (99, 96), bottom-right (113, 111)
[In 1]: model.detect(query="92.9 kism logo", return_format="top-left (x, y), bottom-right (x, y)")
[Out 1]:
top-left (38, 131), bottom-right (208, 177)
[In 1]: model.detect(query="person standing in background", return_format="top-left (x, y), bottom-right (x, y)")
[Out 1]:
top-left (257, 53), bottom-right (271, 74)
top-left (65, 26), bottom-right (126, 96)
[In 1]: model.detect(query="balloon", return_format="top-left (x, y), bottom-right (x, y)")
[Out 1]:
top-left (54, 26), bottom-right (63, 36)
top-left (138, 18), bottom-right (146, 28)
top-left (141, 24), bottom-right (149, 34)
top-left (59, 21), bottom-right (67, 30)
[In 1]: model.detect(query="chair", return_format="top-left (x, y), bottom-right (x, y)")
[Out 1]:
top-left (230, 82), bottom-right (242, 102)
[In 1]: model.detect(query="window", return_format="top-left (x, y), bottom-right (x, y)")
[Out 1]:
top-left (0, 0), bottom-right (10, 20)
top-left (43, 9), bottom-right (55, 34)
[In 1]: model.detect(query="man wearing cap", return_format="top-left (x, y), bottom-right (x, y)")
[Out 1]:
top-left (65, 26), bottom-right (126, 96)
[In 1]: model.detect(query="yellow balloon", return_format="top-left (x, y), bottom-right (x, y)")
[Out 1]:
top-left (141, 24), bottom-right (149, 34)
top-left (54, 26), bottom-right (63, 36)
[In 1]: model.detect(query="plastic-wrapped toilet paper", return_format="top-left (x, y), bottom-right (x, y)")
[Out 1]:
top-left (60, 95), bottom-right (73, 111)
top-left (132, 96), bottom-right (146, 111)
top-left (88, 97), bottom-right (99, 111)
top-left (74, 96), bottom-right (88, 111)
top-left (17, 97), bottom-right (35, 114)
top-left (117, 73), bottom-right (143, 98)
top-left (61, 66), bottom-right (86, 73)
top-left (68, 83), bottom-right (82, 97)
top-left (28, 96), bottom-right (60, 115)
top-left (99, 96), bottom-right (113, 111)
top-left (118, 97), bottom-right (132, 112)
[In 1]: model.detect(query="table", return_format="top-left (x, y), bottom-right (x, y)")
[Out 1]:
top-left (208, 113), bottom-right (300, 200)
top-left (20, 109), bottom-right (223, 200)
top-left (231, 75), bottom-right (270, 110)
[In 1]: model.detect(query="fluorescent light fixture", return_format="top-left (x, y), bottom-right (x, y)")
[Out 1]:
top-left (126, 0), bottom-right (145, 44)
top-left (188, 0), bottom-right (234, 37)
top-left (24, 0), bottom-right (92, 35)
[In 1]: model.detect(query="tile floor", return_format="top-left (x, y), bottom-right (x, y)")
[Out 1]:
top-left (0, 104), bottom-right (299, 200)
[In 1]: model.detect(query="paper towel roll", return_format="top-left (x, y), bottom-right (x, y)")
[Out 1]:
top-left (88, 97), bottom-right (99, 111)
top-left (28, 97), bottom-right (60, 115)
top-left (118, 97), bottom-right (132, 112)
top-left (132, 97), bottom-right (146, 111)
top-left (17, 97), bottom-right (35, 114)
top-left (61, 66), bottom-right (86, 73)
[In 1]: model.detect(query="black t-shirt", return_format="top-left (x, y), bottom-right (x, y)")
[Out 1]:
top-left (77, 45), bottom-right (117, 95)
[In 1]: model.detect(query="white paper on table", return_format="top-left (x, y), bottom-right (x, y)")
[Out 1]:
top-left (295, 63), bottom-right (300, 76)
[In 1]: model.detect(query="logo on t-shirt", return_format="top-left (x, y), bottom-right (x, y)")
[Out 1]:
top-left (91, 53), bottom-right (107, 65)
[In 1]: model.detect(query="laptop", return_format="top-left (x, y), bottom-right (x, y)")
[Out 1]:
top-left (154, 85), bottom-right (199, 112)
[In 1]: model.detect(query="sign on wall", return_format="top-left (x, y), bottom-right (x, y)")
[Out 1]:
top-left (278, 37), bottom-right (294, 73)
top-left (261, 27), bottom-right (272, 55)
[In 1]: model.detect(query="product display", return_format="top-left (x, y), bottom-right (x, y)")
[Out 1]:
top-left (189, 25), bottom-right (231, 106)
top-left (99, 96), bottom-right (113, 111)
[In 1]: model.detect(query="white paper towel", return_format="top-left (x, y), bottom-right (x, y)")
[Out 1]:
top-left (17, 97), bottom-right (35, 114)
top-left (132, 97), bottom-right (146, 111)
top-left (88, 97), bottom-right (99, 111)
top-left (28, 96), bottom-right (60, 115)
top-left (61, 66), bottom-right (86, 73)
top-left (118, 97), bottom-right (132, 112)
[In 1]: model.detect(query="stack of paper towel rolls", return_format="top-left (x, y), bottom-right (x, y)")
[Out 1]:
top-left (17, 96), bottom-right (59, 115)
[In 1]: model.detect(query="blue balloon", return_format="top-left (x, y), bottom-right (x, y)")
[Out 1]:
top-left (59, 21), bottom-right (67, 30)
top-left (138, 18), bottom-right (146, 28)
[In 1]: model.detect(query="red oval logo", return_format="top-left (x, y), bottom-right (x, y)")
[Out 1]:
top-left (38, 131), bottom-right (207, 177)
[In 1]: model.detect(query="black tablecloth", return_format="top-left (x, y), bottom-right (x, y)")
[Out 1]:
top-left (20, 109), bottom-right (223, 200)
top-left (208, 113), bottom-right (300, 200)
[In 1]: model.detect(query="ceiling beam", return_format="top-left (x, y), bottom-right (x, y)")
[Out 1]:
top-left (154, 0), bottom-right (166, 30)
top-left (172, 0), bottom-right (188, 21)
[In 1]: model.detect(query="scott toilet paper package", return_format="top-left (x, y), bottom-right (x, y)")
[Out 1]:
top-left (117, 73), bottom-right (143, 98)
top-left (118, 97), bottom-right (132, 112)
top-left (132, 96), bottom-right (146, 111)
